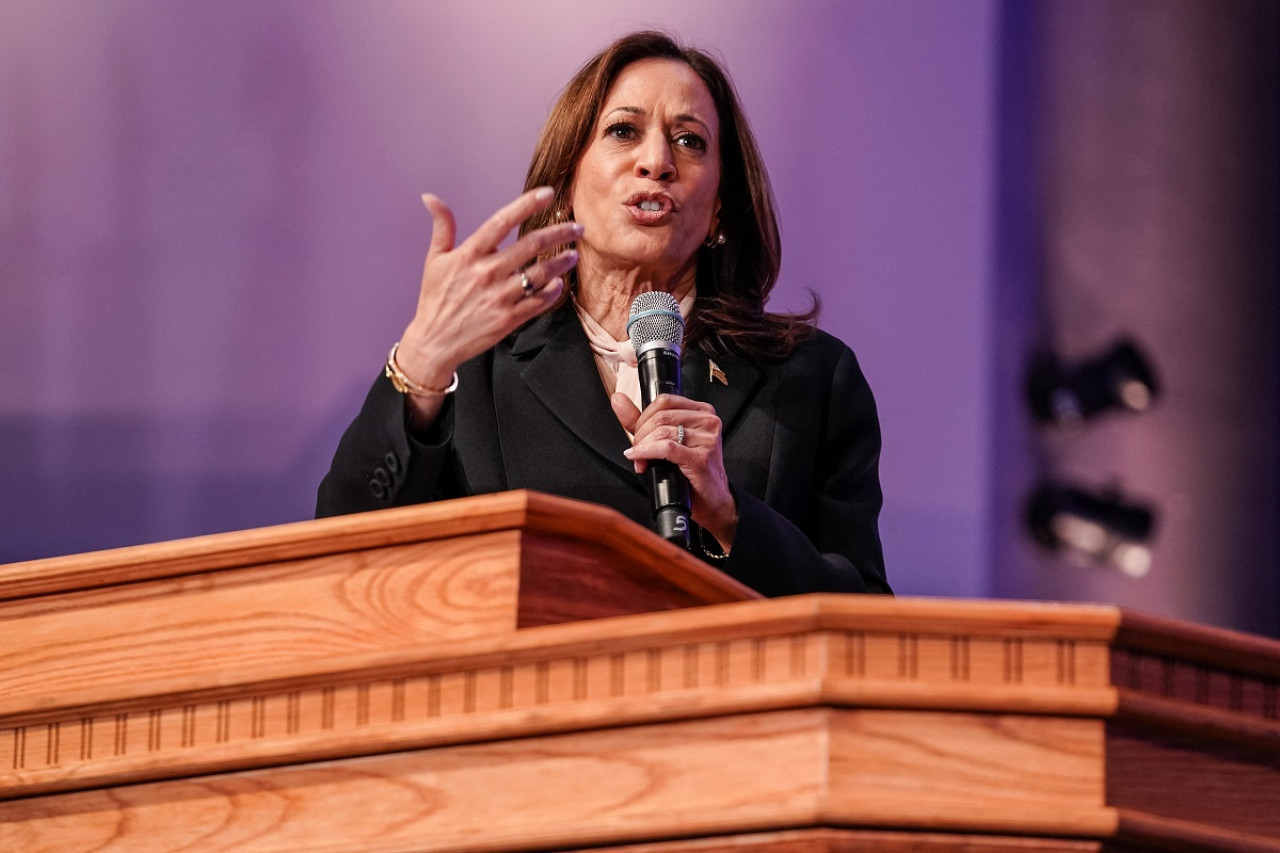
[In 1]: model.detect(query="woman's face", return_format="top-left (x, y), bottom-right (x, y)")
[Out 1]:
top-left (569, 58), bottom-right (721, 287)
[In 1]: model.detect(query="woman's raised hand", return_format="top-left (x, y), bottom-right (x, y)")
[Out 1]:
top-left (394, 187), bottom-right (581, 424)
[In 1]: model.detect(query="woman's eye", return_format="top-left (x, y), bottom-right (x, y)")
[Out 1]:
top-left (675, 133), bottom-right (707, 152)
top-left (605, 122), bottom-right (637, 140)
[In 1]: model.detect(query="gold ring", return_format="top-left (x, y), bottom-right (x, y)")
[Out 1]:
top-left (676, 425), bottom-right (685, 445)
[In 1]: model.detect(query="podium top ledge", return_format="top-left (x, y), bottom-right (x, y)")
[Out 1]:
top-left (0, 491), bottom-right (753, 604)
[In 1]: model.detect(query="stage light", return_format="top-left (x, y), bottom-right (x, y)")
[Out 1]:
top-left (1026, 482), bottom-right (1157, 577)
top-left (1026, 339), bottom-right (1159, 426)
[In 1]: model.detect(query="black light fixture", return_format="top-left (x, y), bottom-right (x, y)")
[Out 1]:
top-left (1025, 339), bottom-right (1159, 426)
top-left (1026, 482), bottom-right (1157, 578)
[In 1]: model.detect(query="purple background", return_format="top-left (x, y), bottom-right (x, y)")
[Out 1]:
top-left (2, 2), bottom-right (1275, 635)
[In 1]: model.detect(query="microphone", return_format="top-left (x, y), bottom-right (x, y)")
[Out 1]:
top-left (626, 291), bottom-right (692, 549)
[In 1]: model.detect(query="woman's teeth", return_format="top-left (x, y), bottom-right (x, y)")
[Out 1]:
top-left (639, 200), bottom-right (663, 212)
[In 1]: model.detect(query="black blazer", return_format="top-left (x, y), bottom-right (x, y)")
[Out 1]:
top-left (317, 302), bottom-right (890, 597)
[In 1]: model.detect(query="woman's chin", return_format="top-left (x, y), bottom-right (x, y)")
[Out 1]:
top-left (586, 238), bottom-right (698, 281)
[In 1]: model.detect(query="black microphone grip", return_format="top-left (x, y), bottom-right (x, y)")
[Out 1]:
top-left (637, 345), bottom-right (692, 548)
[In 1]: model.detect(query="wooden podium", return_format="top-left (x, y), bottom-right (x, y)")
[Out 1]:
top-left (2, 491), bottom-right (1278, 852)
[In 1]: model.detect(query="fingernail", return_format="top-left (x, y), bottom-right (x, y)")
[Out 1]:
top-left (565, 249), bottom-right (579, 263)
top-left (623, 448), bottom-right (634, 459)
top-left (421, 193), bottom-right (433, 207)
top-left (571, 223), bottom-right (585, 236)
top-left (534, 186), bottom-right (554, 202)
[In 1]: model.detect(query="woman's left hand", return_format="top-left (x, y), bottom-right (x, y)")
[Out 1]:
top-left (611, 392), bottom-right (738, 552)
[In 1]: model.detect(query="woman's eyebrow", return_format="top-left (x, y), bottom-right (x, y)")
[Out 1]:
top-left (603, 105), bottom-right (712, 132)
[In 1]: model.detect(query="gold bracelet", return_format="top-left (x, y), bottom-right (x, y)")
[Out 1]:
top-left (697, 526), bottom-right (730, 561)
top-left (385, 342), bottom-right (459, 397)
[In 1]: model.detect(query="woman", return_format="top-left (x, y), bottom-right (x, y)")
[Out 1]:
top-left (318, 31), bottom-right (890, 597)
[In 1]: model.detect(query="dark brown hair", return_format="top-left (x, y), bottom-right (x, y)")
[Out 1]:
top-left (521, 30), bottom-right (817, 362)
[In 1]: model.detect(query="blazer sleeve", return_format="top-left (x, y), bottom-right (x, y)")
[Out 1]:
top-left (315, 371), bottom-right (456, 517)
top-left (716, 344), bottom-right (891, 596)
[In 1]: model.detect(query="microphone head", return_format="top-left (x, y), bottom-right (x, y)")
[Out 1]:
top-left (626, 291), bottom-right (685, 353)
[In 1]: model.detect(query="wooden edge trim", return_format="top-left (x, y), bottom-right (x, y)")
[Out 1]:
top-left (0, 491), bottom-right (536, 599)
top-left (1117, 610), bottom-right (1280, 678)
top-left (0, 597), bottom-right (822, 720)
top-left (519, 501), bottom-right (760, 604)
top-left (807, 595), bottom-right (1122, 640)
top-left (816, 802), bottom-right (1119, 838)
top-left (0, 596), bottom-right (1126, 722)
top-left (1114, 689), bottom-right (1280, 751)
top-left (0, 491), bottom-right (747, 603)
top-left (0, 683), bottom-right (829, 801)
top-left (821, 681), bottom-right (1119, 716)
top-left (1116, 809), bottom-right (1280, 853)
top-left (564, 828), bottom-right (1117, 853)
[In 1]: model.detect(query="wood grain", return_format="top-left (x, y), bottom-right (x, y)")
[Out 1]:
top-left (0, 708), bottom-right (1118, 853)
top-left (1114, 811), bottom-right (1280, 853)
top-left (0, 491), bottom-right (755, 605)
top-left (0, 533), bottom-right (524, 713)
top-left (0, 597), bottom-right (1120, 800)
top-left (1107, 722), bottom-right (1280, 841)
top-left (4, 492), bottom-right (1280, 851)
top-left (824, 711), bottom-right (1112, 836)
top-left (0, 494), bottom-right (758, 722)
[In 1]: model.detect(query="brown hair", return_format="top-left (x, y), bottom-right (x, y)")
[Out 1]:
top-left (521, 30), bottom-right (817, 363)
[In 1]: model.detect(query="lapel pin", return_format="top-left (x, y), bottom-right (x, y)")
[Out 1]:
top-left (709, 360), bottom-right (728, 385)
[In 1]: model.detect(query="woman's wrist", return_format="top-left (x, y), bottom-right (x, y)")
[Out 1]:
top-left (386, 343), bottom-right (458, 397)
top-left (698, 498), bottom-right (738, 555)
top-left (388, 330), bottom-right (458, 433)
top-left (392, 331), bottom-right (458, 393)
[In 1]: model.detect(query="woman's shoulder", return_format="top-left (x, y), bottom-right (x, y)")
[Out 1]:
top-left (764, 327), bottom-right (875, 407)
top-left (781, 326), bottom-right (865, 373)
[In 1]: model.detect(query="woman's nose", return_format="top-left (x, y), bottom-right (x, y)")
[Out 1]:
top-left (634, 135), bottom-right (675, 181)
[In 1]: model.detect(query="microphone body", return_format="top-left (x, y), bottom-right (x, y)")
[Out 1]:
top-left (627, 293), bottom-right (692, 549)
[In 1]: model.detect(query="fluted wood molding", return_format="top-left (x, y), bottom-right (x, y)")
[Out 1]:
top-left (0, 708), bottom-right (1118, 853)
top-left (0, 595), bottom-right (1122, 799)
top-left (3, 493), bottom-right (1280, 852)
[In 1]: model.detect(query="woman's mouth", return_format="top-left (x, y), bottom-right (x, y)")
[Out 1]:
top-left (625, 193), bottom-right (675, 224)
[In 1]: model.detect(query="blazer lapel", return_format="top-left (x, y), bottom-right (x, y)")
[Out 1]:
top-left (505, 305), bottom-right (764, 471)
top-left (508, 304), bottom-right (634, 473)
top-left (683, 348), bottom-right (763, 437)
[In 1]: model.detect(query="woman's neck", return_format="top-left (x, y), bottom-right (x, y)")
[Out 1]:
top-left (575, 257), bottom-right (698, 340)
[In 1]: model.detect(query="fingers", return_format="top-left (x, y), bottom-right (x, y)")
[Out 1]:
top-left (610, 392), bottom-right (642, 432)
top-left (406, 188), bottom-right (580, 414)
top-left (507, 273), bottom-right (567, 321)
top-left (629, 394), bottom-right (717, 442)
top-left (622, 395), bottom-right (718, 469)
top-left (493, 220), bottom-right (583, 273)
top-left (421, 193), bottom-right (457, 257)
top-left (621, 395), bottom-right (737, 539)
top-left (463, 186), bottom-right (557, 255)
top-left (429, 186), bottom-right (580, 292)
top-left (511, 249), bottom-right (579, 301)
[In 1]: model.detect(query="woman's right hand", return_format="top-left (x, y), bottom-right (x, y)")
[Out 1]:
top-left (394, 187), bottom-right (582, 425)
